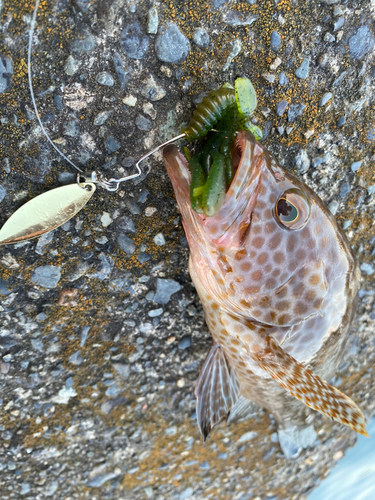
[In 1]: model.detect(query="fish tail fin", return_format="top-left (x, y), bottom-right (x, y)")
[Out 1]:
top-left (195, 344), bottom-right (240, 440)
top-left (253, 337), bottom-right (368, 437)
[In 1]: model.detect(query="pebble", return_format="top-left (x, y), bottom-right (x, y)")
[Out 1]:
top-left (165, 426), bottom-right (177, 436)
top-left (337, 116), bottom-right (346, 127)
top-left (339, 182), bottom-right (350, 198)
top-left (278, 72), bottom-right (288, 86)
top-left (0, 361), bottom-right (10, 374)
top-left (332, 71), bottom-right (346, 87)
top-left (147, 7), bottom-right (158, 34)
top-left (117, 234), bottom-right (135, 255)
top-left (76, 0), bottom-right (91, 12)
top-left (223, 11), bottom-right (258, 26)
top-left (50, 386), bottom-right (77, 404)
top-left (121, 22), bottom-right (149, 59)
top-left (113, 363), bottom-right (130, 378)
top-left (287, 103), bottom-right (305, 123)
top-left (139, 322), bottom-right (153, 333)
top-left (31, 339), bottom-right (44, 352)
top-left (180, 487), bottom-right (194, 499)
top-left (20, 483), bottom-right (31, 495)
top-left (69, 351), bottom-right (82, 365)
top-left (94, 110), bottom-right (113, 126)
top-left (237, 431), bottom-right (258, 443)
top-left (193, 28), bottom-right (210, 48)
top-left (96, 72), bottom-right (114, 86)
top-left (64, 55), bottom-right (80, 75)
top-left (145, 206), bottom-right (157, 217)
top-left (143, 102), bottom-right (156, 119)
top-left (212, 0), bottom-right (228, 7)
top-left (63, 119), bottom-right (79, 137)
top-left (53, 95), bottom-right (63, 111)
top-left (276, 100), bottom-right (288, 116)
top-left (334, 17), bottom-right (345, 31)
top-left (141, 75), bottom-right (166, 101)
top-left (367, 128), bottom-right (375, 142)
top-left (178, 336), bottom-right (192, 350)
top-left (148, 308), bottom-right (163, 317)
top-left (223, 38), bottom-right (242, 71)
top-left (113, 53), bottom-right (132, 89)
top-left (127, 200), bottom-right (141, 215)
top-left (0, 56), bottom-right (13, 93)
top-left (262, 73), bottom-right (275, 83)
top-left (295, 149), bottom-right (310, 173)
top-left (87, 472), bottom-right (121, 488)
top-left (295, 58), bottom-right (310, 79)
top-left (0, 185), bottom-right (7, 203)
top-left (135, 115), bottom-right (152, 131)
top-left (105, 136), bottom-right (120, 153)
top-left (319, 92), bottom-right (333, 106)
top-left (79, 326), bottom-right (90, 348)
top-left (328, 200), bottom-right (339, 215)
top-left (333, 5), bottom-right (344, 15)
top-left (154, 278), bottom-right (181, 304)
top-left (312, 153), bottom-right (329, 168)
top-left (117, 216), bottom-right (136, 233)
top-left (31, 265), bottom-right (61, 288)
top-left (155, 23), bottom-right (190, 64)
top-left (153, 233), bottom-right (166, 246)
top-left (137, 252), bottom-right (150, 264)
top-left (360, 262), bottom-right (374, 275)
top-left (270, 31), bottom-right (281, 51)
top-left (44, 481), bottom-right (58, 496)
top-left (70, 32), bottom-right (95, 53)
top-left (324, 33), bottom-right (335, 43)
top-left (351, 160), bottom-right (362, 172)
top-left (349, 26), bottom-right (375, 60)
top-left (123, 95), bottom-right (137, 106)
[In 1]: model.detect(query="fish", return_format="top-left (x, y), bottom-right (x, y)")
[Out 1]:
top-left (163, 130), bottom-right (368, 454)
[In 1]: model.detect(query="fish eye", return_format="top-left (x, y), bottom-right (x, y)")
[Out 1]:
top-left (274, 188), bottom-right (310, 230)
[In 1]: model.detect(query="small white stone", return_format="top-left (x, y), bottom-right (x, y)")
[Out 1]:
top-left (101, 212), bottom-right (113, 227)
top-left (177, 378), bottom-right (185, 388)
top-left (123, 95), bottom-right (137, 107)
top-left (145, 207), bottom-right (157, 217)
top-left (143, 102), bottom-right (156, 119)
top-left (270, 57), bottom-right (282, 70)
top-left (153, 233), bottom-right (165, 245)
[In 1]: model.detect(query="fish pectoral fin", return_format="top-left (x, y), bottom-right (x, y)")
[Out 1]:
top-left (253, 337), bottom-right (368, 437)
top-left (195, 344), bottom-right (240, 440)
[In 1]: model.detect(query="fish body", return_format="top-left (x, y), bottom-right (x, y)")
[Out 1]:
top-left (163, 131), bottom-right (367, 450)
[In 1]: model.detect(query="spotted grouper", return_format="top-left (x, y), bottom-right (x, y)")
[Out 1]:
top-left (163, 130), bottom-right (367, 455)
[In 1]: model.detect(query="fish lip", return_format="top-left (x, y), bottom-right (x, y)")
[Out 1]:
top-left (163, 144), bottom-right (191, 199)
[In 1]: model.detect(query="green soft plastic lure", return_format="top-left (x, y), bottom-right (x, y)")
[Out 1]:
top-left (182, 77), bottom-right (262, 217)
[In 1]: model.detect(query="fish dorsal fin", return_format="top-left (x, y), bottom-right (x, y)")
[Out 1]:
top-left (253, 337), bottom-right (368, 437)
top-left (195, 344), bottom-right (240, 440)
top-left (227, 395), bottom-right (256, 424)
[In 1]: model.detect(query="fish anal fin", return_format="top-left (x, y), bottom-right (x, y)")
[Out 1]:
top-left (195, 344), bottom-right (240, 440)
top-left (227, 395), bottom-right (256, 424)
top-left (253, 337), bottom-right (368, 437)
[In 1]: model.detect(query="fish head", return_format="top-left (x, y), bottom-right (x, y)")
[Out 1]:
top-left (163, 131), bottom-right (357, 349)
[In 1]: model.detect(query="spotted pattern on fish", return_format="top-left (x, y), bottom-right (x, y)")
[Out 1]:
top-left (163, 130), bottom-right (367, 441)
